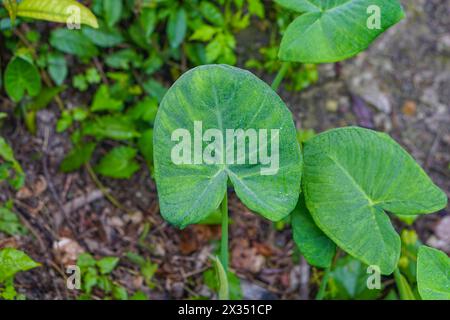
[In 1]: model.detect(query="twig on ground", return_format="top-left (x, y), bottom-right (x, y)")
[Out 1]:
top-left (62, 189), bottom-right (104, 214)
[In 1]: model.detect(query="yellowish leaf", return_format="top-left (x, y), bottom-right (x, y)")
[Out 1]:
top-left (16, 0), bottom-right (98, 28)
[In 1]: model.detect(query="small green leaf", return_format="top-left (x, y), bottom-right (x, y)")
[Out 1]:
top-left (16, 0), bottom-right (98, 28)
top-left (303, 127), bottom-right (447, 274)
top-left (200, 2), bottom-right (224, 26)
top-left (97, 256), bottom-right (119, 274)
top-left (127, 97), bottom-right (158, 123)
top-left (394, 269), bottom-right (416, 300)
top-left (91, 85), bottom-right (124, 112)
top-left (211, 256), bottom-right (229, 300)
top-left (204, 267), bottom-right (243, 300)
top-left (56, 111), bottom-right (73, 133)
top-left (95, 146), bottom-right (140, 179)
top-left (112, 285), bottom-right (128, 300)
top-left (4, 57), bottom-right (41, 102)
top-left (167, 8), bottom-right (187, 48)
top-left (139, 8), bottom-right (156, 37)
top-left (103, 0), bottom-right (122, 27)
top-left (77, 253), bottom-right (97, 269)
top-left (50, 29), bottom-right (98, 59)
top-left (0, 248), bottom-right (40, 282)
top-left (60, 142), bottom-right (96, 173)
top-left (190, 25), bottom-right (217, 42)
top-left (327, 255), bottom-right (382, 300)
top-left (417, 246), bottom-right (450, 300)
top-left (82, 21), bottom-right (124, 48)
top-left (105, 49), bottom-right (140, 70)
top-left (0, 137), bottom-right (25, 190)
top-left (27, 86), bottom-right (64, 111)
top-left (291, 195), bottom-right (336, 268)
top-left (0, 206), bottom-right (27, 236)
top-left (138, 129), bottom-right (154, 168)
top-left (82, 116), bottom-right (140, 140)
top-left (277, 0), bottom-right (405, 63)
top-left (47, 53), bottom-right (67, 86)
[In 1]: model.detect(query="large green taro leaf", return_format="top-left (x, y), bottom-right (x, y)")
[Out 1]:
top-left (276, 0), bottom-right (405, 63)
top-left (291, 194), bottom-right (336, 268)
top-left (154, 65), bottom-right (302, 228)
top-left (303, 127), bottom-right (447, 275)
top-left (417, 246), bottom-right (450, 300)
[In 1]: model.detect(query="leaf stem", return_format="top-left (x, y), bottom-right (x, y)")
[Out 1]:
top-left (315, 265), bottom-right (331, 300)
top-left (271, 61), bottom-right (290, 91)
top-left (220, 191), bottom-right (229, 273)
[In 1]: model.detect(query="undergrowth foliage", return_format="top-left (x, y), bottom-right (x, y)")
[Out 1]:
top-left (0, 0), bottom-right (448, 301)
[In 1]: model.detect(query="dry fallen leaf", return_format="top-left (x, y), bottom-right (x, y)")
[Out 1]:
top-left (53, 237), bottom-right (84, 265)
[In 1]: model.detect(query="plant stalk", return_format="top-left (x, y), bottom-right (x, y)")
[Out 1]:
top-left (271, 61), bottom-right (290, 91)
top-left (315, 265), bottom-right (331, 300)
top-left (220, 191), bottom-right (229, 273)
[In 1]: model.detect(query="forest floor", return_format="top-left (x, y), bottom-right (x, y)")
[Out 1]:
top-left (0, 0), bottom-right (448, 299)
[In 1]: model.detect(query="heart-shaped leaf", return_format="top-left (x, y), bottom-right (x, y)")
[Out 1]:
top-left (4, 57), bottom-right (41, 102)
top-left (276, 0), bottom-right (405, 63)
top-left (291, 194), bottom-right (336, 268)
top-left (154, 65), bottom-right (302, 228)
top-left (303, 127), bottom-right (447, 274)
top-left (417, 246), bottom-right (450, 300)
top-left (16, 0), bottom-right (98, 28)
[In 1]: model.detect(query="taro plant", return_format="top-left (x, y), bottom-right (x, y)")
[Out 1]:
top-left (153, 65), bottom-right (303, 299)
top-left (153, 0), bottom-right (449, 300)
top-left (153, 65), bottom-right (448, 299)
top-left (271, 0), bottom-right (405, 89)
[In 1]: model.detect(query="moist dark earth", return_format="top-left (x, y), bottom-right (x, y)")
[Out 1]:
top-left (0, 0), bottom-right (448, 299)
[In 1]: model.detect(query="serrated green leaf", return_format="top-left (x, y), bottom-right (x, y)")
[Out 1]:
top-left (303, 127), bottom-right (447, 275)
top-left (154, 65), bottom-right (302, 228)
top-left (4, 57), bottom-right (41, 102)
top-left (97, 256), bottom-right (119, 274)
top-left (91, 85), bottom-right (124, 112)
top-left (417, 246), bottom-right (450, 300)
top-left (291, 195), bottom-right (336, 268)
top-left (16, 0), bottom-right (98, 28)
top-left (277, 0), bottom-right (405, 63)
top-left (0, 248), bottom-right (40, 282)
top-left (60, 142), bottom-right (96, 173)
top-left (95, 146), bottom-right (140, 179)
